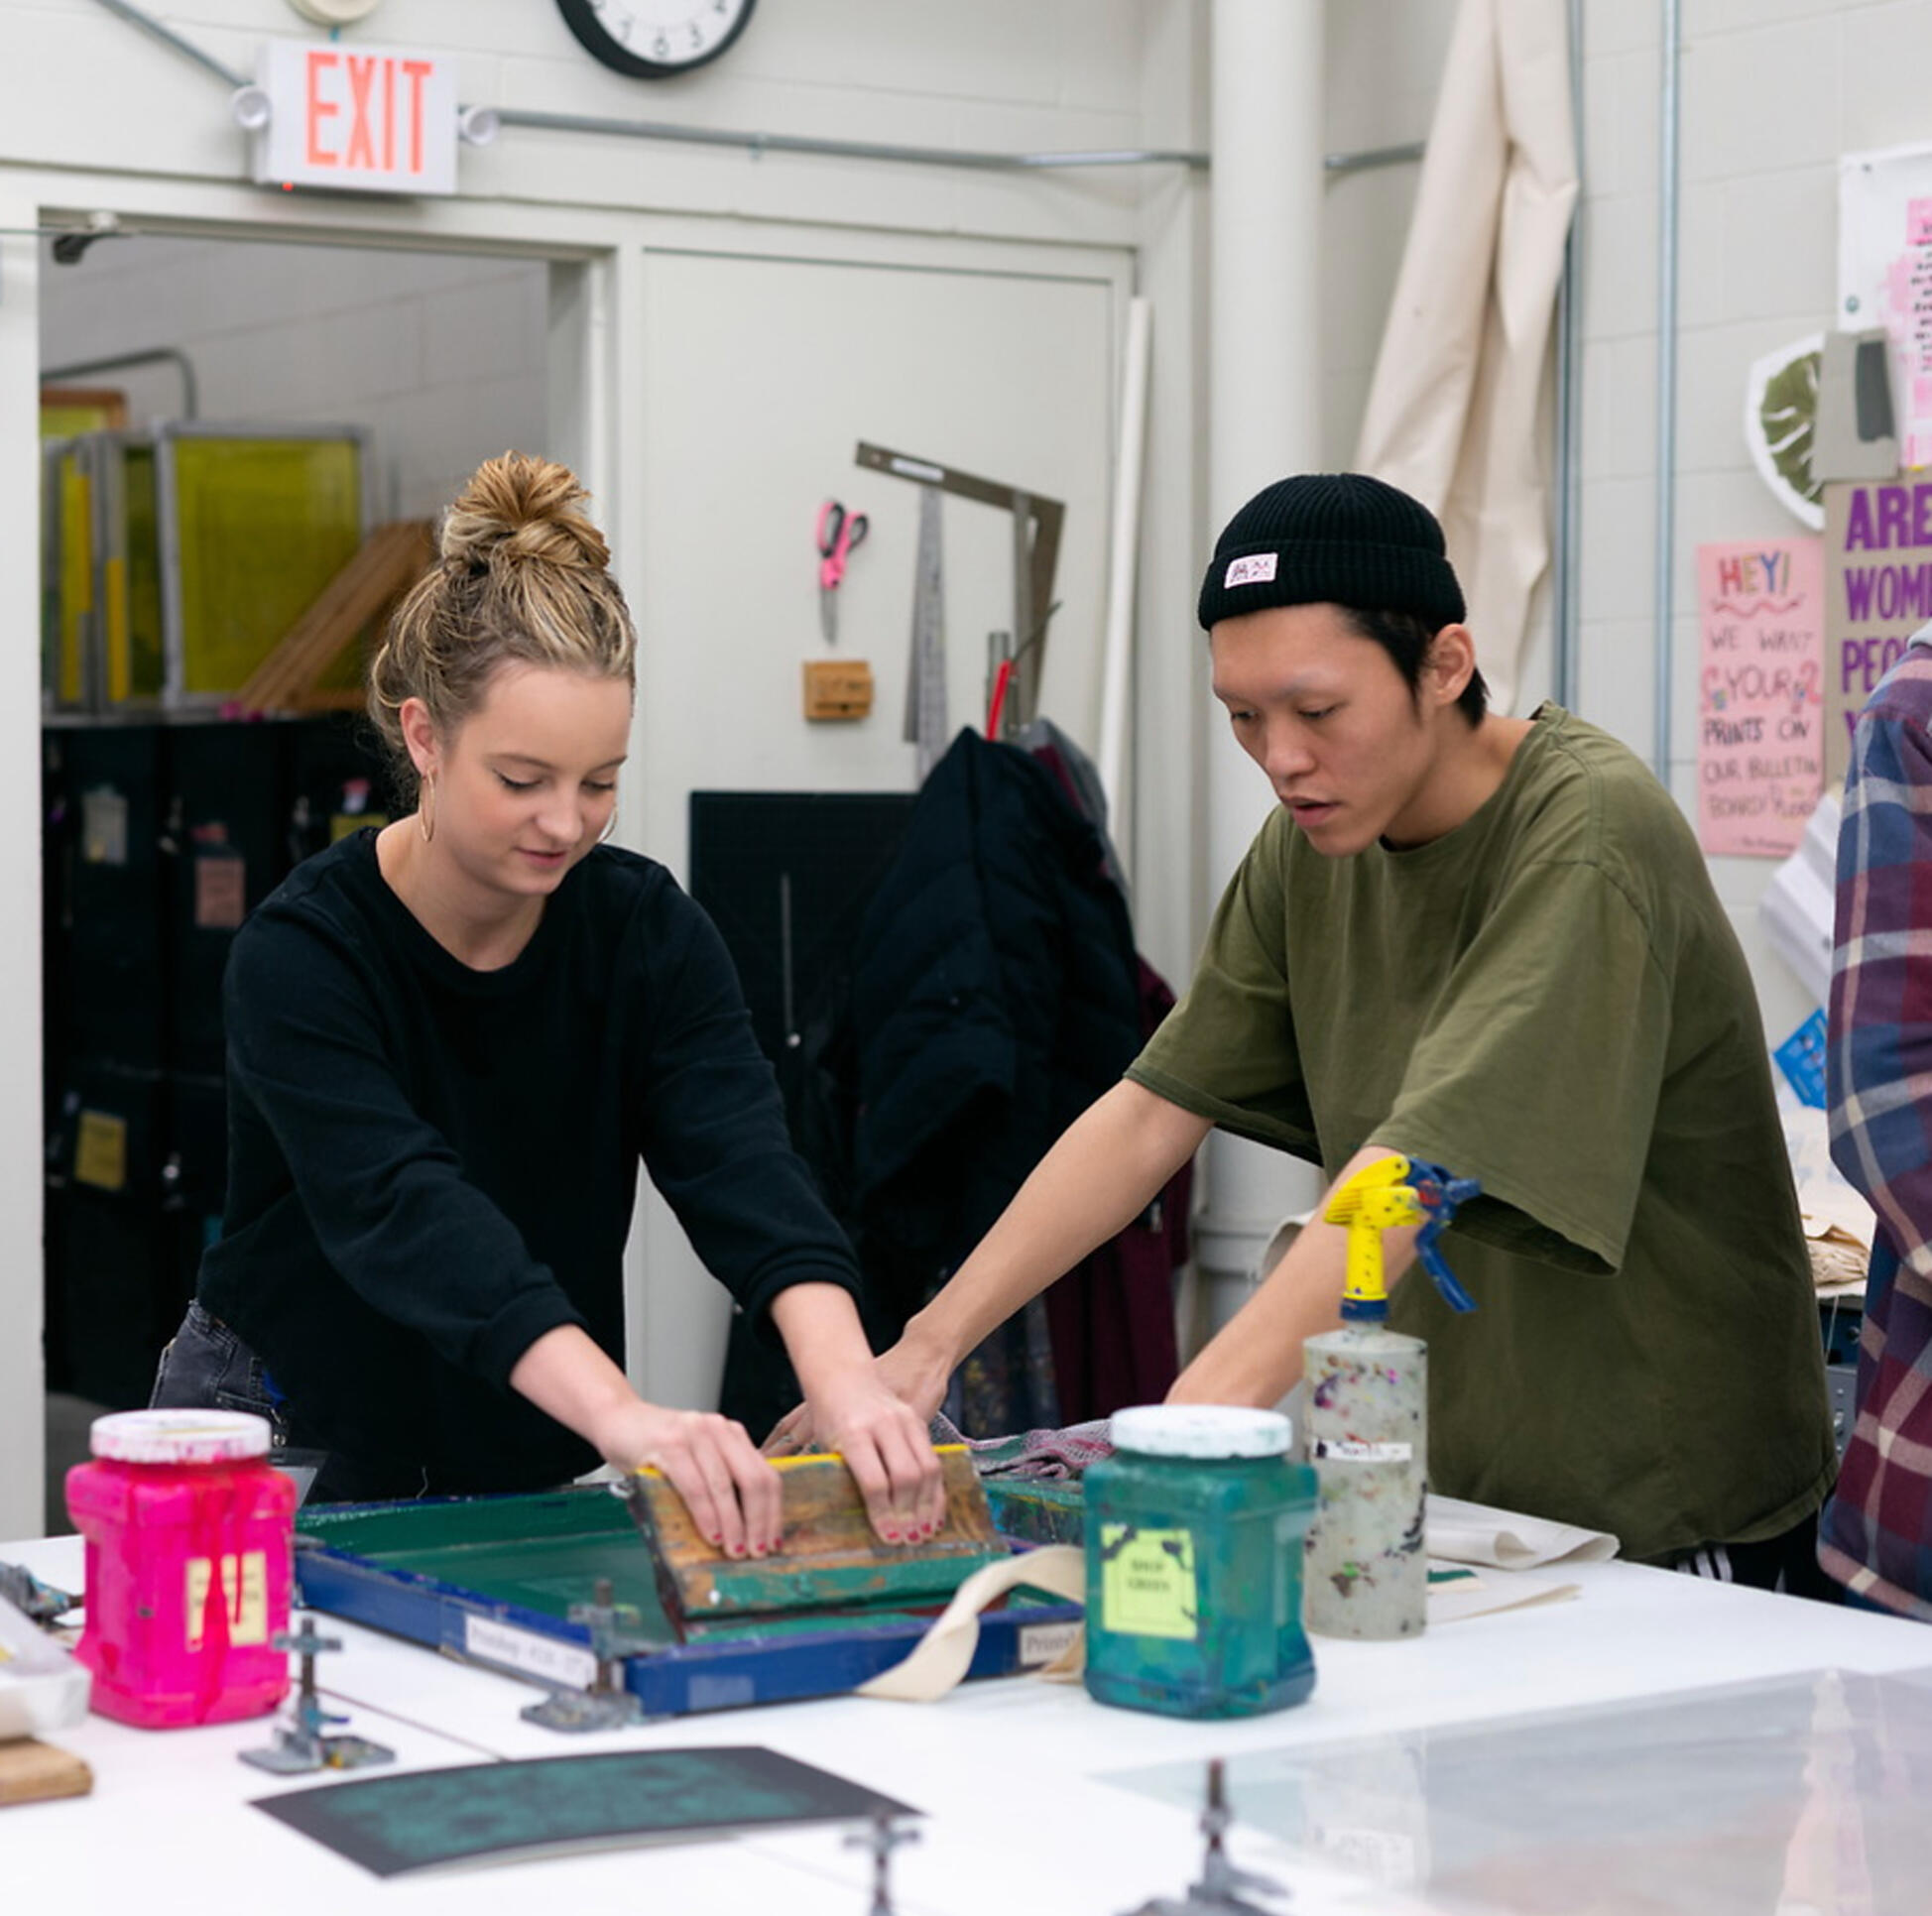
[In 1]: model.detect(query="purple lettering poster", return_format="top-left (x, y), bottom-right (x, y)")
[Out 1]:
top-left (1824, 478), bottom-right (1932, 781)
top-left (1697, 539), bottom-right (1824, 858)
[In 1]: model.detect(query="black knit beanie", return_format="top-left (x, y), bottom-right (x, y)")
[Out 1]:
top-left (1197, 472), bottom-right (1466, 633)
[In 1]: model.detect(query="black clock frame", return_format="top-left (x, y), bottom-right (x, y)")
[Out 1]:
top-left (556, 0), bottom-right (757, 78)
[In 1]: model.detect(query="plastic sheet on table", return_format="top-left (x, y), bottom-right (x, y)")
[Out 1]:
top-left (1100, 1665), bottom-right (1932, 1915)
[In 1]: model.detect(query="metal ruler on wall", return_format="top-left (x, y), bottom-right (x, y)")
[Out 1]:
top-left (855, 440), bottom-right (1064, 745)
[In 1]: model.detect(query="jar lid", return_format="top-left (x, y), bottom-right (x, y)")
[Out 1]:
top-left (89, 1408), bottom-right (272, 1465)
top-left (1109, 1404), bottom-right (1292, 1459)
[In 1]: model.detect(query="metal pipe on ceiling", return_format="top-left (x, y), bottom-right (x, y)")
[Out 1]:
top-left (490, 106), bottom-right (1206, 170)
top-left (494, 110), bottom-right (1430, 176)
top-left (1551, 0), bottom-right (1584, 711)
top-left (1325, 141), bottom-right (1425, 177)
top-left (1654, 0), bottom-right (1681, 784)
top-left (88, 0), bottom-right (247, 89)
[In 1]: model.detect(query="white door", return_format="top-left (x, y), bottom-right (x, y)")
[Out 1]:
top-left (626, 239), bottom-right (1128, 1413)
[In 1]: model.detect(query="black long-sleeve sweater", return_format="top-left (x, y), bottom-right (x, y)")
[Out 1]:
top-left (196, 830), bottom-right (862, 1496)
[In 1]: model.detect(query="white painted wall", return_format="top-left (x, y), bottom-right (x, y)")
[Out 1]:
top-left (0, 190), bottom-right (47, 1542)
top-left (0, 0), bottom-right (1211, 1532)
top-left (23, 0), bottom-right (1888, 1534)
top-left (632, 248), bottom-right (1121, 822)
top-left (1574, 0), bottom-right (1932, 1046)
top-left (1323, 0), bottom-right (1460, 468)
top-left (6, 1), bottom-right (1156, 248)
top-left (1136, 0), bottom-right (1455, 982)
top-left (1120, 1), bottom-right (1212, 995)
top-left (624, 236), bottom-right (1128, 1411)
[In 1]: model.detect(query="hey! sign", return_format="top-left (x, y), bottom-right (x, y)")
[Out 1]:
top-left (250, 39), bottom-right (457, 195)
top-left (1696, 539), bottom-right (1824, 858)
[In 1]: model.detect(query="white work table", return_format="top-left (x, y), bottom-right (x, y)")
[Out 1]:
top-left (6, 1530), bottom-right (1932, 1916)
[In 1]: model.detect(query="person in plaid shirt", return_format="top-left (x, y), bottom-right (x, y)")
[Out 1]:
top-left (1826, 629), bottom-right (1932, 1615)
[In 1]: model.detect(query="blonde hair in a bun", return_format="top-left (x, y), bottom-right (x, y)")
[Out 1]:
top-left (369, 451), bottom-right (635, 790)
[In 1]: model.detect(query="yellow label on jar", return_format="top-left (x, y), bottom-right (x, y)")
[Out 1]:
top-left (1100, 1523), bottom-right (1198, 1640)
top-left (184, 1552), bottom-right (270, 1650)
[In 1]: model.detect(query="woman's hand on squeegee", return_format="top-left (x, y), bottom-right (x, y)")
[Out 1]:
top-left (598, 1399), bottom-right (784, 1560)
top-left (509, 1324), bottom-right (783, 1557)
top-left (762, 1331), bottom-right (950, 1463)
top-left (763, 1282), bottom-right (948, 1543)
top-left (804, 1368), bottom-right (948, 1542)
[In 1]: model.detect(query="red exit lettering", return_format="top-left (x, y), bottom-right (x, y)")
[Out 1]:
top-left (304, 51), bottom-right (433, 176)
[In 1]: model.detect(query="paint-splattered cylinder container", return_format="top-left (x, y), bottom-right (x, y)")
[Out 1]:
top-left (66, 1409), bottom-right (295, 1728)
top-left (1083, 1405), bottom-right (1317, 1720)
top-left (1302, 1323), bottom-right (1427, 1640)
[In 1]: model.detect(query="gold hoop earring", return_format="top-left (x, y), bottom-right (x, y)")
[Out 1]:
top-left (419, 774), bottom-right (436, 845)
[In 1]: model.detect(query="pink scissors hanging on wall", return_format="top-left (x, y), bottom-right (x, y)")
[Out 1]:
top-left (816, 500), bottom-right (869, 646)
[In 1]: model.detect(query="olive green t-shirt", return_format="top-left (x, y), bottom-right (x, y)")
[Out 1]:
top-left (1130, 704), bottom-right (1835, 1563)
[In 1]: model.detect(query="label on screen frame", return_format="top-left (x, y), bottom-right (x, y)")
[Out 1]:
top-left (1018, 1620), bottom-right (1082, 1667)
top-left (463, 1615), bottom-right (597, 1691)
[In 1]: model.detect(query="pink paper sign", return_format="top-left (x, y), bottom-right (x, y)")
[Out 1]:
top-left (1697, 539), bottom-right (1825, 857)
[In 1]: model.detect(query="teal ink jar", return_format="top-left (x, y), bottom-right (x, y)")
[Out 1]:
top-left (1083, 1405), bottom-right (1317, 1720)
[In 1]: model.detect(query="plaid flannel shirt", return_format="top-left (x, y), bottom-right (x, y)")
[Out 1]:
top-left (1825, 632), bottom-right (1932, 1616)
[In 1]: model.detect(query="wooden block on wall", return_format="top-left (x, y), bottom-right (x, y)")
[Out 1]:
top-left (802, 659), bottom-right (874, 722)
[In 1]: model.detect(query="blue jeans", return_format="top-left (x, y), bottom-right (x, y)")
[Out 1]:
top-left (151, 1300), bottom-right (286, 1428)
top-left (152, 1301), bottom-right (338, 1503)
top-left (151, 1301), bottom-right (421, 1503)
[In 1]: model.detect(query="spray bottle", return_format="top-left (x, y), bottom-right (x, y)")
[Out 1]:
top-left (1301, 1156), bottom-right (1478, 1640)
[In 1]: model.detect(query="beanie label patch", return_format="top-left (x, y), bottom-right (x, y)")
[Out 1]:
top-left (1224, 552), bottom-right (1278, 589)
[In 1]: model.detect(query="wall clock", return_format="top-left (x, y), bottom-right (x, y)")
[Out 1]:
top-left (556, 0), bottom-right (757, 78)
top-left (287, 0), bottom-right (383, 22)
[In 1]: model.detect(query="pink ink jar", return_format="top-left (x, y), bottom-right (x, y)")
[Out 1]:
top-left (67, 1409), bottom-right (295, 1728)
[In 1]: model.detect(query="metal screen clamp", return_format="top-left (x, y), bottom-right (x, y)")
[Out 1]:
top-left (239, 1617), bottom-right (395, 1773)
top-left (1121, 1758), bottom-right (1288, 1915)
top-left (521, 1577), bottom-right (649, 1733)
top-left (845, 1810), bottom-right (920, 1915)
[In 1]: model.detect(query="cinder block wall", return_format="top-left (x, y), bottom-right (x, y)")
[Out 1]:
top-left (1574, 0), bottom-right (1932, 1045)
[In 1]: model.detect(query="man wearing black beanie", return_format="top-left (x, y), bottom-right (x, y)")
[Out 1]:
top-left (781, 473), bottom-right (1836, 1590)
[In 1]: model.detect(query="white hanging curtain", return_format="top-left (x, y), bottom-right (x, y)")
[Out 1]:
top-left (1353, 0), bottom-right (1579, 714)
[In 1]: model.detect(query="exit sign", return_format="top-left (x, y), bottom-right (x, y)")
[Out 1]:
top-left (251, 39), bottom-right (458, 195)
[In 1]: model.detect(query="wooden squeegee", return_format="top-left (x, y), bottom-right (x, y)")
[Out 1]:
top-left (624, 1446), bottom-right (1003, 1633)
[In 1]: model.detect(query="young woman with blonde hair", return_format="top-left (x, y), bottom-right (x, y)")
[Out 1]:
top-left (153, 451), bottom-right (941, 1555)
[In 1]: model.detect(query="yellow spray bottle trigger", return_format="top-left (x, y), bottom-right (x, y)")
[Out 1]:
top-left (1323, 1155), bottom-right (1482, 1323)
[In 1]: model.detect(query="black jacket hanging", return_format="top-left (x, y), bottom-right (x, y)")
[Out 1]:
top-left (850, 728), bottom-right (1146, 1321)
